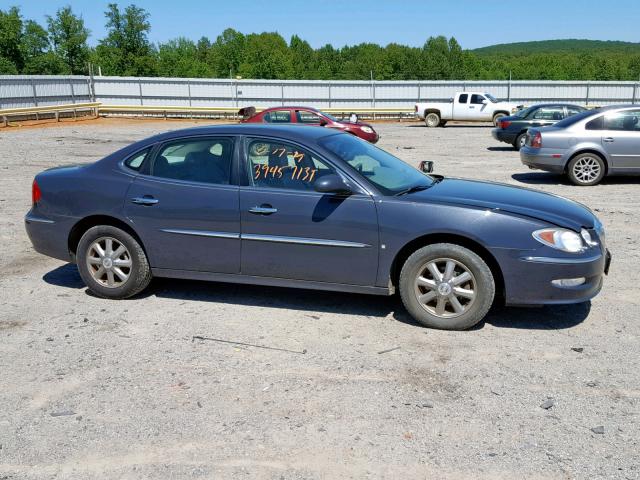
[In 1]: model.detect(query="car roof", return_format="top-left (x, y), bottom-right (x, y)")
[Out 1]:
top-left (261, 106), bottom-right (321, 112)
top-left (140, 123), bottom-right (339, 145)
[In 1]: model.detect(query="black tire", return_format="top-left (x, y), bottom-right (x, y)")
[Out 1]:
top-left (438, 120), bottom-right (447, 127)
top-left (492, 113), bottom-right (507, 126)
top-left (513, 132), bottom-right (527, 151)
top-left (399, 243), bottom-right (495, 330)
top-left (76, 225), bottom-right (152, 299)
top-left (567, 153), bottom-right (606, 186)
top-left (425, 112), bottom-right (441, 128)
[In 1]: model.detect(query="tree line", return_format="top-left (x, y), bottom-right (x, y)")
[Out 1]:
top-left (1, 4), bottom-right (640, 81)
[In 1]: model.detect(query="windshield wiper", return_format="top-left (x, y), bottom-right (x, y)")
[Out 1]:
top-left (394, 184), bottom-right (431, 196)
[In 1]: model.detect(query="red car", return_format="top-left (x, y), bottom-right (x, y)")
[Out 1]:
top-left (239, 106), bottom-right (379, 143)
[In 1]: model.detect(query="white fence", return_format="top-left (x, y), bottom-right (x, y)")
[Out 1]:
top-left (1, 75), bottom-right (639, 110)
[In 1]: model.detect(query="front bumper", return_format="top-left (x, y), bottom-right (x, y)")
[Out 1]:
top-left (491, 128), bottom-right (517, 144)
top-left (491, 246), bottom-right (610, 306)
top-left (520, 147), bottom-right (567, 173)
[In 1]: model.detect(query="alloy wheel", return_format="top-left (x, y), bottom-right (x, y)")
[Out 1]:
top-left (86, 236), bottom-right (132, 288)
top-left (572, 156), bottom-right (601, 184)
top-left (414, 258), bottom-right (477, 318)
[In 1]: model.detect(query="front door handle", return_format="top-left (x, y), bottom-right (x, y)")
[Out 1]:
top-left (603, 137), bottom-right (615, 143)
top-left (249, 205), bottom-right (277, 215)
top-left (131, 196), bottom-right (159, 206)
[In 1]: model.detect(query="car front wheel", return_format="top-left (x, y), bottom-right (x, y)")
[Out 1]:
top-left (76, 225), bottom-right (152, 299)
top-left (399, 243), bottom-right (495, 330)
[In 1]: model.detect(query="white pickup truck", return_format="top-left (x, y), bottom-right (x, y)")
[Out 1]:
top-left (415, 92), bottom-right (520, 127)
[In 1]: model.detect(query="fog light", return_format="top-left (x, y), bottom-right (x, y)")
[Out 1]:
top-left (552, 277), bottom-right (586, 287)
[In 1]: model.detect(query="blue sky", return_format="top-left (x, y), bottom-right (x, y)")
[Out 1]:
top-left (5, 0), bottom-right (640, 49)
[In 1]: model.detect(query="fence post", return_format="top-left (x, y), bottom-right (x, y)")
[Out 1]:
top-left (69, 78), bottom-right (76, 103)
top-left (138, 78), bottom-right (144, 106)
top-left (417, 83), bottom-right (421, 102)
top-left (281, 83), bottom-right (284, 106)
top-left (507, 71), bottom-right (512, 102)
top-left (328, 82), bottom-right (332, 108)
top-left (31, 78), bottom-right (39, 119)
top-left (187, 80), bottom-right (192, 107)
top-left (585, 81), bottom-right (590, 106)
top-left (633, 77), bottom-right (639, 104)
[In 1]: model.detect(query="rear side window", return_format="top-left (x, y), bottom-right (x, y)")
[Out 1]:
top-left (458, 94), bottom-right (468, 104)
top-left (152, 137), bottom-right (234, 185)
top-left (586, 116), bottom-right (604, 130)
top-left (263, 110), bottom-right (291, 123)
top-left (124, 148), bottom-right (150, 171)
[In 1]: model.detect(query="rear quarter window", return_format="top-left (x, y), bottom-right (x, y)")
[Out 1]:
top-left (124, 148), bottom-right (150, 171)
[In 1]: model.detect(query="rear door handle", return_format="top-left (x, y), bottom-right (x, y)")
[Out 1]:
top-left (603, 137), bottom-right (615, 143)
top-left (249, 205), bottom-right (277, 215)
top-left (131, 196), bottom-right (159, 206)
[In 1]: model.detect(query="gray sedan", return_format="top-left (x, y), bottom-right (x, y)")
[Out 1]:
top-left (520, 105), bottom-right (640, 185)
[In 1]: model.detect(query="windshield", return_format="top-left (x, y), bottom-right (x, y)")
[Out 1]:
top-left (485, 93), bottom-right (498, 103)
top-left (553, 109), bottom-right (598, 128)
top-left (316, 109), bottom-right (339, 122)
top-left (319, 133), bottom-right (434, 195)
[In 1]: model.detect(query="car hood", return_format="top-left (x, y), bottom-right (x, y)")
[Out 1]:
top-left (408, 177), bottom-right (596, 231)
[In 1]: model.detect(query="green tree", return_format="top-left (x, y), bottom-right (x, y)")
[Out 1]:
top-left (207, 28), bottom-right (245, 77)
top-left (238, 32), bottom-right (291, 79)
top-left (157, 37), bottom-right (212, 77)
top-left (95, 3), bottom-right (157, 76)
top-left (0, 6), bottom-right (24, 72)
top-left (47, 6), bottom-right (89, 74)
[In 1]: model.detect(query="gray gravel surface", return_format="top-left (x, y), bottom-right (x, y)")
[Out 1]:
top-left (0, 119), bottom-right (638, 479)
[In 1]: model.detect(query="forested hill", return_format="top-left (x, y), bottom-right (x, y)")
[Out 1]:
top-left (474, 39), bottom-right (640, 55)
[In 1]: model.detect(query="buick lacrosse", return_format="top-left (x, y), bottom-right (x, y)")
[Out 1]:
top-left (26, 125), bottom-right (610, 330)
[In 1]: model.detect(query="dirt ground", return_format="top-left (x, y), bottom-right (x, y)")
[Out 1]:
top-left (0, 119), bottom-right (638, 480)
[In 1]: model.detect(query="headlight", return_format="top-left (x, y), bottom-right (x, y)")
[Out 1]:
top-left (360, 126), bottom-right (374, 134)
top-left (532, 228), bottom-right (586, 253)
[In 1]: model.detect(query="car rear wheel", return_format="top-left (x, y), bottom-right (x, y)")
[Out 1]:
top-left (76, 225), bottom-right (152, 299)
top-left (399, 243), bottom-right (495, 330)
top-left (567, 153), bottom-right (605, 186)
top-left (492, 113), bottom-right (507, 126)
top-left (425, 112), bottom-right (441, 128)
top-left (514, 132), bottom-right (527, 151)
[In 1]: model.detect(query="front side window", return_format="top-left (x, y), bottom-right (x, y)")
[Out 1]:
top-left (532, 107), bottom-right (565, 121)
top-left (604, 110), bottom-right (640, 131)
top-left (152, 137), bottom-right (233, 185)
top-left (470, 94), bottom-right (486, 105)
top-left (319, 133), bottom-right (434, 196)
top-left (247, 139), bottom-right (334, 191)
top-left (263, 110), bottom-right (292, 123)
top-left (458, 94), bottom-right (468, 104)
top-left (296, 110), bottom-right (322, 124)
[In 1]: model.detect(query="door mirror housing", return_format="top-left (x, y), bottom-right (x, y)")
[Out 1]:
top-left (419, 160), bottom-right (434, 174)
top-left (314, 174), bottom-right (352, 195)
top-left (349, 113), bottom-right (359, 123)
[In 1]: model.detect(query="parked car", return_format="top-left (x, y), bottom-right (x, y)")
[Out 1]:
top-left (26, 125), bottom-right (610, 330)
top-left (415, 92), bottom-right (521, 127)
top-left (492, 103), bottom-right (587, 150)
top-left (239, 106), bottom-right (379, 143)
top-left (521, 105), bottom-right (640, 186)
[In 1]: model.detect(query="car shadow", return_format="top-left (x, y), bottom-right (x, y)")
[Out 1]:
top-left (43, 264), bottom-right (590, 331)
top-left (513, 172), bottom-right (640, 186)
top-left (487, 146), bottom-right (515, 152)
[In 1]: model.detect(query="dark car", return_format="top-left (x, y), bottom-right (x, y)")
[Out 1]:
top-left (25, 125), bottom-right (610, 330)
top-left (492, 104), bottom-right (587, 150)
top-left (239, 105), bottom-right (379, 143)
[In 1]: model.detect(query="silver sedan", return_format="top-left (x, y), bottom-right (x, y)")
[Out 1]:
top-left (520, 105), bottom-right (640, 185)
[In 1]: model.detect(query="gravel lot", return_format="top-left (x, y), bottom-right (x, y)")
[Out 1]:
top-left (1, 118), bottom-right (638, 479)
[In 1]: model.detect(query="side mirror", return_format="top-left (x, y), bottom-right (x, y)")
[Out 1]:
top-left (314, 174), bottom-right (352, 195)
top-left (349, 113), bottom-right (358, 123)
top-left (419, 160), bottom-right (434, 174)
top-left (481, 99), bottom-right (488, 105)
top-left (319, 118), bottom-right (328, 126)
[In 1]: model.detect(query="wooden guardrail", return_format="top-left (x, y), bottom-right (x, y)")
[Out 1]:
top-left (0, 102), bottom-right (100, 126)
top-left (0, 102), bottom-right (417, 127)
